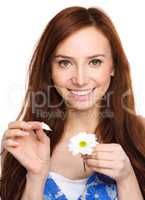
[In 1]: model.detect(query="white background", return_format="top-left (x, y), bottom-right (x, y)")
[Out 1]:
top-left (0, 0), bottom-right (145, 143)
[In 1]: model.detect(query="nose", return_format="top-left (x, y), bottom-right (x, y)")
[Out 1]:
top-left (71, 66), bottom-right (88, 86)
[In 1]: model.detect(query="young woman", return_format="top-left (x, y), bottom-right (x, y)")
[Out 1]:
top-left (0, 6), bottom-right (145, 200)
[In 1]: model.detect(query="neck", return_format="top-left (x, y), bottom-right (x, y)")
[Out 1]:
top-left (62, 106), bottom-right (100, 140)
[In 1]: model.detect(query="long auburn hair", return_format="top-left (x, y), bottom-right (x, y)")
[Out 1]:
top-left (0, 6), bottom-right (145, 200)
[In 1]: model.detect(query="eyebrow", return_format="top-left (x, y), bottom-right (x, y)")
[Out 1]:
top-left (53, 54), bottom-right (106, 59)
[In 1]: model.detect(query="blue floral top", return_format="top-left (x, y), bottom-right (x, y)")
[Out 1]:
top-left (43, 172), bottom-right (118, 200)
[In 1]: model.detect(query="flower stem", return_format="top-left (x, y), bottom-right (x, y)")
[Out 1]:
top-left (83, 160), bottom-right (86, 172)
top-left (81, 154), bottom-right (87, 172)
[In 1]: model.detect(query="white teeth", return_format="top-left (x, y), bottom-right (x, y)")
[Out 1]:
top-left (70, 90), bottom-right (92, 96)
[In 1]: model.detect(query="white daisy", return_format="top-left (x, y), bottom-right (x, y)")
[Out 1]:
top-left (68, 132), bottom-right (98, 156)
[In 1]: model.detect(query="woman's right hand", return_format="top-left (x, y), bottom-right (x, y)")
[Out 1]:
top-left (2, 121), bottom-right (51, 178)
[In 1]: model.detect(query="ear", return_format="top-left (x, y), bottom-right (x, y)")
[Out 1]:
top-left (111, 67), bottom-right (115, 76)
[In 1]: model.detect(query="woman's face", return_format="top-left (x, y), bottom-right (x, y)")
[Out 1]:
top-left (51, 26), bottom-right (114, 111)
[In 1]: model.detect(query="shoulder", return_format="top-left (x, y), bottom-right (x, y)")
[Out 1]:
top-left (137, 115), bottom-right (145, 128)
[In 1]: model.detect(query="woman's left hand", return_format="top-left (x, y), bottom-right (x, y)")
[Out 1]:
top-left (84, 143), bottom-right (133, 182)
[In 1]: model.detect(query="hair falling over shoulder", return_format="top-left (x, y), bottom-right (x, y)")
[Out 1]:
top-left (0, 6), bottom-right (145, 200)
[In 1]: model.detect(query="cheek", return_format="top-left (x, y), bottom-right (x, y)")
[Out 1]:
top-left (52, 76), bottom-right (66, 98)
top-left (95, 69), bottom-right (111, 86)
top-left (94, 70), bottom-right (112, 97)
top-left (52, 70), bottom-right (67, 88)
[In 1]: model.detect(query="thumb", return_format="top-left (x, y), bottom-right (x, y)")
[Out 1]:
top-left (35, 128), bottom-right (50, 144)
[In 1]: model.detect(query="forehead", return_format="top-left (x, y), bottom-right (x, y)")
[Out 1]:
top-left (55, 26), bottom-right (112, 57)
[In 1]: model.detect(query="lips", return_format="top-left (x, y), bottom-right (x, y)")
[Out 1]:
top-left (70, 90), bottom-right (92, 96)
top-left (67, 88), bottom-right (96, 102)
top-left (68, 88), bottom-right (96, 96)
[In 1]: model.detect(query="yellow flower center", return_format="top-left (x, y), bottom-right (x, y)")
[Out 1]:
top-left (79, 141), bottom-right (87, 147)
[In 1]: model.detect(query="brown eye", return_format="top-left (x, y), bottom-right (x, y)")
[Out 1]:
top-left (58, 60), bottom-right (71, 68)
top-left (89, 59), bottom-right (102, 66)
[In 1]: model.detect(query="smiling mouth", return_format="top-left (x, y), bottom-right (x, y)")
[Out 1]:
top-left (68, 88), bottom-right (96, 96)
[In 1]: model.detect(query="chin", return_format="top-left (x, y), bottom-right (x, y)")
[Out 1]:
top-left (65, 100), bottom-right (96, 111)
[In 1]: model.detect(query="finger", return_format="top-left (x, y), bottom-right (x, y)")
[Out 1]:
top-left (2, 139), bottom-right (19, 149)
top-left (85, 151), bottom-right (115, 161)
top-left (93, 143), bottom-right (122, 152)
top-left (8, 121), bottom-right (32, 130)
top-left (27, 121), bottom-right (43, 130)
top-left (91, 167), bottom-right (114, 179)
top-left (85, 159), bottom-right (114, 169)
top-left (35, 128), bottom-right (50, 144)
top-left (8, 121), bottom-right (42, 131)
top-left (4, 129), bottom-right (30, 139)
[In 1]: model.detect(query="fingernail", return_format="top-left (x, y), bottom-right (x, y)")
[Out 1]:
top-left (27, 124), bottom-right (32, 128)
top-left (22, 124), bottom-right (32, 129)
top-left (23, 131), bottom-right (30, 135)
top-left (19, 131), bottom-right (30, 136)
